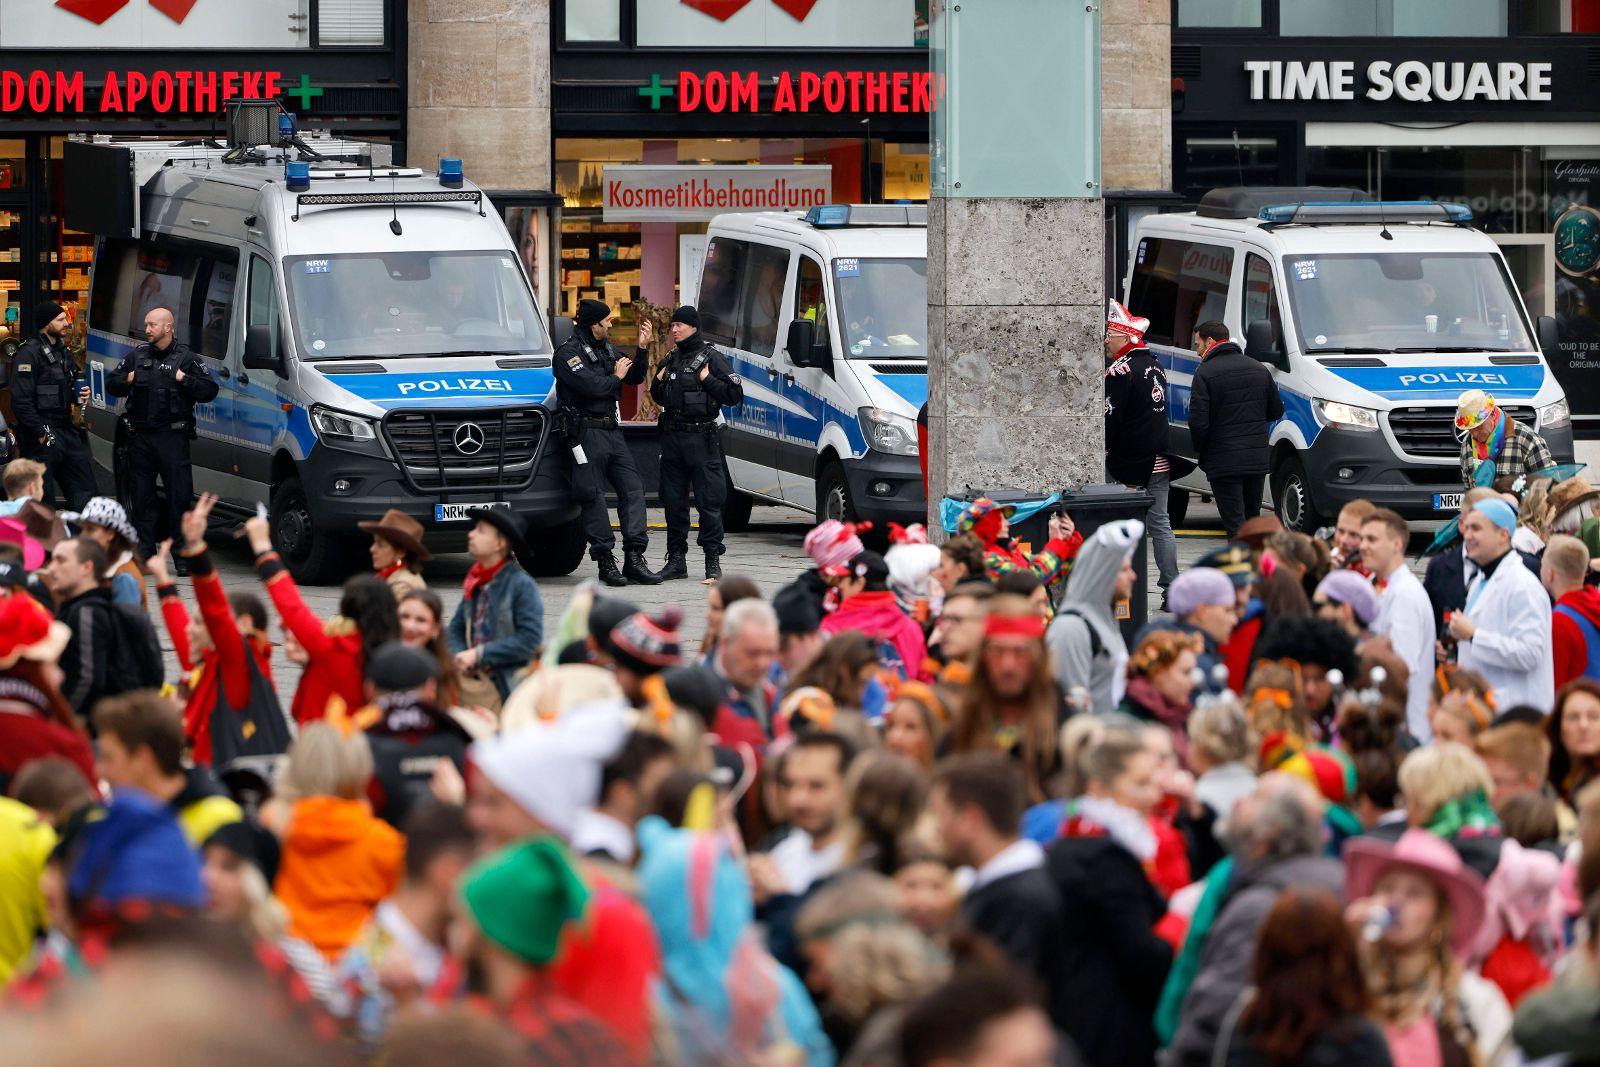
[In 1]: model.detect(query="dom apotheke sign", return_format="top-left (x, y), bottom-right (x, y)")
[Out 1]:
top-left (1245, 59), bottom-right (1552, 103)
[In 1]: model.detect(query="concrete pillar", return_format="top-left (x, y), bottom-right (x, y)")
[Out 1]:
top-left (926, 200), bottom-right (1107, 514)
top-left (407, 0), bottom-right (551, 191)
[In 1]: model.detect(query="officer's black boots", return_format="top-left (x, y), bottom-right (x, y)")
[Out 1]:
top-left (596, 552), bottom-right (629, 588)
top-left (623, 550), bottom-right (663, 585)
top-left (703, 552), bottom-right (722, 583)
top-left (658, 551), bottom-right (689, 581)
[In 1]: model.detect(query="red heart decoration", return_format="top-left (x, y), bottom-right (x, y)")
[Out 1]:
top-left (53, 0), bottom-right (130, 24)
top-left (771, 0), bottom-right (820, 20)
top-left (149, 0), bottom-right (200, 23)
top-left (679, 0), bottom-right (754, 21)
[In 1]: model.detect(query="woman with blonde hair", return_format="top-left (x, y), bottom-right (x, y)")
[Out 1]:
top-left (271, 721), bottom-right (405, 959)
top-left (1397, 742), bottom-right (1504, 879)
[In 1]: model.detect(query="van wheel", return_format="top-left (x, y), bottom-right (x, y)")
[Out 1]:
top-left (1168, 487), bottom-right (1191, 529)
top-left (723, 474), bottom-right (754, 534)
top-left (270, 476), bottom-right (356, 585)
top-left (1273, 455), bottom-right (1326, 534)
top-left (526, 516), bottom-right (586, 577)
top-left (817, 462), bottom-right (855, 523)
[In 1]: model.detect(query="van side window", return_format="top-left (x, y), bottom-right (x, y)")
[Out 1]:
top-left (1243, 253), bottom-right (1284, 353)
top-left (698, 237), bottom-right (747, 347)
top-left (193, 253), bottom-right (237, 362)
top-left (1128, 237), bottom-right (1234, 349)
top-left (794, 255), bottom-right (829, 342)
top-left (87, 238), bottom-right (236, 360)
top-left (247, 254), bottom-right (280, 359)
top-left (738, 243), bottom-right (790, 358)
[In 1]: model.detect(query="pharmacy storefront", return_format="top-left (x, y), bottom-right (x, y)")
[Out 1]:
top-left (551, 0), bottom-right (930, 382)
top-left (1172, 10), bottom-right (1600, 445)
top-left (0, 0), bottom-right (404, 365)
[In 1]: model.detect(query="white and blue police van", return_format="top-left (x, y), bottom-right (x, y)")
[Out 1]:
top-left (1126, 187), bottom-right (1574, 532)
top-left (696, 203), bottom-right (927, 529)
top-left (66, 111), bottom-right (581, 582)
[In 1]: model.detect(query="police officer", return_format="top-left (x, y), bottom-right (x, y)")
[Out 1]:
top-left (553, 298), bottom-right (660, 588)
top-left (107, 306), bottom-right (218, 555)
top-left (643, 305), bottom-right (742, 583)
top-left (10, 301), bottom-right (96, 511)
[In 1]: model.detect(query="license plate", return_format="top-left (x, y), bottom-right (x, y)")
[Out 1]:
top-left (434, 502), bottom-right (510, 522)
top-left (1433, 493), bottom-right (1462, 512)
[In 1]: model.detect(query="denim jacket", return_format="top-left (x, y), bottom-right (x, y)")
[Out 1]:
top-left (448, 564), bottom-right (544, 699)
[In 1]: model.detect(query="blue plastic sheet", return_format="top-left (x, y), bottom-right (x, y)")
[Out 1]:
top-left (938, 492), bottom-right (1060, 535)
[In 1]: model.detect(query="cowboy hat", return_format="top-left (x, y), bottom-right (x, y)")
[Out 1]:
top-left (467, 507), bottom-right (532, 567)
top-left (1344, 828), bottom-right (1487, 955)
top-left (16, 500), bottom-right (68, 551)
top-left (61, 496), bottom-right (139, 548)
top-left (357, 508), bottom-right (432, 563)
top-left (0, 517), bottom-right (45, 571)
top-left (1548, 475), bottom-right (1600, 521)
top-left (1235, 514), bottom-right (1283, 550)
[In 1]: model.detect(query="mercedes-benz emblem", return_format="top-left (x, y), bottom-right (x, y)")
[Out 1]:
top-left (453, 422), bottom-right (485, 456)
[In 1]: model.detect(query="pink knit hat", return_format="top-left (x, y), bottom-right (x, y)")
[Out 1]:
top-left (803, 520), bottom-right (865, 574)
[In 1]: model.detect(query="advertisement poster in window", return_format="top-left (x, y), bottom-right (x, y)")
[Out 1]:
top-left (1547, 160), bottom-right (1600, 418)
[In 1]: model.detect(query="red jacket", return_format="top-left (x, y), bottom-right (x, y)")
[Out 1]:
top-left (1222, 611), bottom-right (1265, 694)
top-left (260, 554), bottom-right (366, 724)
top-left (820, 590), bottom-right (931, 682)
top-left (548, 876), bottom-right (661, 1064)
top-left (1552, 587), bottom-right (1600, 690)
top-left (159, 560), bottom-right (277, 765)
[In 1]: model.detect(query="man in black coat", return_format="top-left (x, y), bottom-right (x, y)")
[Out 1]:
top-left (553, 299), bottom-right (659, 588)
top-left (10, 301), bottom-right (96, 511)
top-left (930, 753), bottom-right (1061, 985)
top-left (1104, 299), bottom-right (1190, 597)
top-left (1188, 320), bottom-right (1283, 538)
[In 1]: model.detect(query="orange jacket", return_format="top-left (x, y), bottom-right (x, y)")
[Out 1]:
top-left (274, 796), bottom-right (404, 959)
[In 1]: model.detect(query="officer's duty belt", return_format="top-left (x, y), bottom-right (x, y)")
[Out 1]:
top-left (660, 416), bottom-right (720, 433)
top-left (580, 416), bottom-right (620, 430)
top-left (130, 420), bottom-right (191, 433)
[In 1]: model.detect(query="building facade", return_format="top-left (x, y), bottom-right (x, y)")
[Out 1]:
top-left (1174, 0), bottom-right (1600, 442)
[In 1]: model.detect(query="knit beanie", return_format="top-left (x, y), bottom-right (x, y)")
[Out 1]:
top-left (461, 837), bottom-right (590, 966)
top-left (576, 299), bottom-right (611, 330)
top-left (608, 607), bottom-right (683, 676)
top-left (35, 301), bottom-right (66, 326)
top-left (670, 305), bottom-right (700, 329)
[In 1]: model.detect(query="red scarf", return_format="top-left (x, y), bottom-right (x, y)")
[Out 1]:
top-left (463, 557), bottom-right (508, 602)
top-left (376, 561), bottom-right (405, 581)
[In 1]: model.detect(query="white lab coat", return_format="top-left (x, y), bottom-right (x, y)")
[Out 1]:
top-left (1458, 552), bottom-right (1555, 714)
top-left (1373, 566), bottom-right (1438, 742)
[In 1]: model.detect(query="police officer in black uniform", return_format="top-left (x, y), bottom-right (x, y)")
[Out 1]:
top-left (107, 306), bottom-right (218, 555)
top-left (10, 301), bottom-right (96, 511)
top-left (643, 305), bottom-right (743, 583)
top-left (552, 298), bottom-right (660, 588)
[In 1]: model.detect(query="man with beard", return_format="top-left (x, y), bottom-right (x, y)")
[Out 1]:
top-left (10, 302), bottom-right (94, 511)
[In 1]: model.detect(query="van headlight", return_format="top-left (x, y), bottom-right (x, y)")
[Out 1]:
top-left (858, 407), bottom-right (919, 456)
top-left (311, 405), bottom-right (386, 457)
top-left (1539, 398), bottom-right (1571, 428)
top-left (1315, 400), bottom-right (1379, 432)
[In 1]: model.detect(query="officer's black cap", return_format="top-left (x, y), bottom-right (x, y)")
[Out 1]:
top-left (670, 305), bottom-right (700, 329)
top-left (34, 301), bottom-right (66, 326)
top-left (576, 299), bottom-right (611, 329)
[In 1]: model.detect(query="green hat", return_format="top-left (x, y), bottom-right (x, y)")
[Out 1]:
top-left (461, 837), bottom-right (590, 966)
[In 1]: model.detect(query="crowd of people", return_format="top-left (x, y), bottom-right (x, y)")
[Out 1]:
top-left (2, 378), bottom-right (1600, 1067)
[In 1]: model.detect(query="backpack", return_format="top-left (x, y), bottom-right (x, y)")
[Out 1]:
top-left (105, 601), bottom-right (165, 694)
top-left (1555, 604), bottom-right (1600, 682)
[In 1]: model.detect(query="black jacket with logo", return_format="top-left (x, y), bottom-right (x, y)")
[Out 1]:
top-left (552, 331), bottom-right (647, 418)
top-left (1105, 343), bottom-right (1178, 488)
top-left (11, 332), bottom-right (80, 433)
top-left (648, 333), bottom-right (743, 421)
top-left (1188, 341), bottom-right (1284, 479)
top-left (106, 340), bottom-right (219, 431)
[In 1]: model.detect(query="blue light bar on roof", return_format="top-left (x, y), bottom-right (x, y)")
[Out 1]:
top-left (284, 160), bottom-right (311, 193)
top-left (438, 157), bottom-right (464, 189)
top-left (805, 204), bottom-right (851, 227)
top-left (1257, 200), bottom-right (1473, 225)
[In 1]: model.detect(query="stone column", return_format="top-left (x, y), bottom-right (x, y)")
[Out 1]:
top-left (407, 0), bottom-right (551, 191)
top-left (1101, 0), bottom-right (1173, 193)
top-left (926, 200), bottom-right (1108, 515)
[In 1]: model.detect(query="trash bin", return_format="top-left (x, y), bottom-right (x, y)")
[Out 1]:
top-left (1059, 483), bottom-right (1154, 645)
top-left (940, 487), bottom-right (1060, 555)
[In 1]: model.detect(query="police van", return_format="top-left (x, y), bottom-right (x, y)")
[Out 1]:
top-left (1126, 187), bottom-right (1574, 531)
top-left (67, 113), bottom-right (581, 582)
top-left (696, 203), bottom-right (927, 529)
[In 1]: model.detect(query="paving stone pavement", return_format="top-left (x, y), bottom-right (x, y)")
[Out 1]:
top-left (167, 498), bottom-right (1438, 697)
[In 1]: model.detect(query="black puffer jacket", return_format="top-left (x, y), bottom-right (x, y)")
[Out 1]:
top-left (1105, 344), bottom-right (1173, 487)
top-left (1189, 341), bottom-right (1283, 479)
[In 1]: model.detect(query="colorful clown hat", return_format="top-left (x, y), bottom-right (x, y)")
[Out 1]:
top-left (1107, 299), bottom-right (1150, 341)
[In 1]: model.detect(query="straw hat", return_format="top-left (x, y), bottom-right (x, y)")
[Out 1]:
top-left (1548, 475), bottom-right (1600, 521)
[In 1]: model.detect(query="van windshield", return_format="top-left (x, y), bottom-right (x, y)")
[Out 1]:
top-left (834, 257), bottom-right (927, 358)
top-left (1282, 252), bottom-right (1533, 354)
top-left (283, 251), bottom-right (547, 359)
